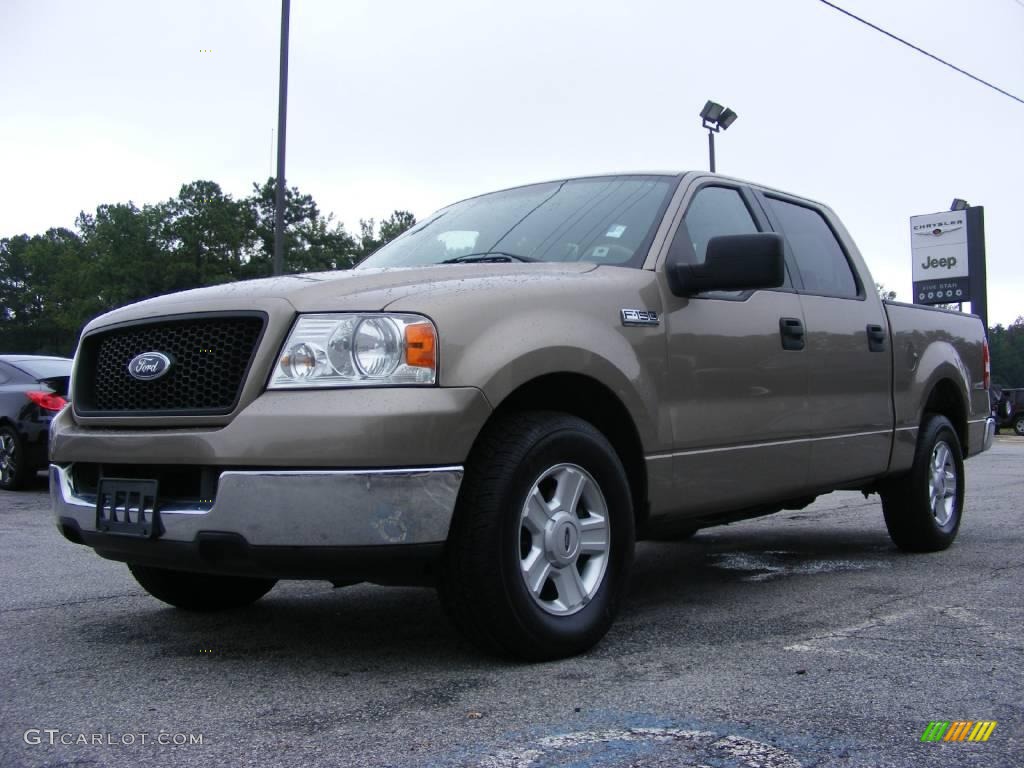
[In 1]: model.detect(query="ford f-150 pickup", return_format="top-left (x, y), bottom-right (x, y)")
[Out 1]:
top-left (51, 172), bottom-right (995, 660)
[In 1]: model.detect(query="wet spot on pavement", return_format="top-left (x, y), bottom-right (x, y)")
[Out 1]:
top-left (709, 550), bottom-right (890, 582)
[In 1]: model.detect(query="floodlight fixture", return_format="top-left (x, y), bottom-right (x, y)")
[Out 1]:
top-left (717, 108), bottom-right (738, 131)
top-left (950, 198), bottom-right (969, 211)
top-left (700, 100), bottom-right (738, 173)
top-left (700, 100), bottom-right (724, 124)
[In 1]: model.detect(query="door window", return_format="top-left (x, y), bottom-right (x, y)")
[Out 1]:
top-left (678, 186), bottom-right (759, 265)
top-left (765, 197), bottom-right (859, 298)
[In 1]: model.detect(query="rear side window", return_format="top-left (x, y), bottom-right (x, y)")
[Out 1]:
top-left (679, 186), bottom-right (759, 264)
top-left (766, 197), bottom-right (859, 298)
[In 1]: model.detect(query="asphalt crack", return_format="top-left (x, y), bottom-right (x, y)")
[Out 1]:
top-left (0, 592), bottom-right (141, 615)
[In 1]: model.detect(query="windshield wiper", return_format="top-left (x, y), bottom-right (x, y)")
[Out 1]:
top-left (440, 251), bottom-right (538, 264)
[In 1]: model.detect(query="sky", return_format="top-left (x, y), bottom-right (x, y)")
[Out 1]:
top-left (2, 0), bottom-right (1022, 325)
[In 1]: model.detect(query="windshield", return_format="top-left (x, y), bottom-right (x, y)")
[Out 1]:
top-left (358, 175), bottom-right (676, 269)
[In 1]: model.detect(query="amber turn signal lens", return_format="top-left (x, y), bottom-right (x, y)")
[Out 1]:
top-left (405, 322), bottom-right (436, 369)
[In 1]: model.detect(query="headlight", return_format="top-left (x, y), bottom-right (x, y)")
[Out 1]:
top-left (269, 313), bottom-right (437, 389)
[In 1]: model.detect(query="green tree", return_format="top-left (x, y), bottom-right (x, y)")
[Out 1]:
top-left (989, 316), bottom-right (1024, 387)
top-left (379, 210), bottom-right (416, 245)
top-left (0, 235), bottom-right (34, 328)
top-left (0, 234), bottom-right (48, 352)
top-left (157, 181), bottom-right (256, 288)
top-left (75, 202), bottom-right (170, 309)
top-left (244, 178), bottom-right (358, 277)
top-left (355, 210), bottom-right (417, 260)
top-left (876, 283), bottom-right (897, 301)
top-left (0, 228), bottom-right (92, 355)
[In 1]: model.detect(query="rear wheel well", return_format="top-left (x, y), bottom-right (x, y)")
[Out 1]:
top-left (923, 379), bottom-right (967, 452)
top-left (487, 374), bottom-right (649, 531)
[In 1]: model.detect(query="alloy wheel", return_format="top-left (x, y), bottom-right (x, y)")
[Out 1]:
top-left (519, 463), bottom-right (610, 616)
top-left (928, 440), bottom-right (958, 527)
top-left (0, 432), bottom-right (17, 487)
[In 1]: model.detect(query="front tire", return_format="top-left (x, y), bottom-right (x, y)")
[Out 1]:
top-left (128, 564), bottom-right (276, 611)
top-left (439, 411), bottom-right (635, 661)
top-left (880, 414), bottom-right (964, 552)
top-left (1014, 415), bottom-right (1024, 437)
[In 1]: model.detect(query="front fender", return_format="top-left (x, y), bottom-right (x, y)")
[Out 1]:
top-left (386, 268), bottom-right (670, 453)
top-left (455, 322), bottom-right (665, 452)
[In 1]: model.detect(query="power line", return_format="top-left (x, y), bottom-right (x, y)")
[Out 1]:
top-left (818, 0), bottom-right (1024, 106)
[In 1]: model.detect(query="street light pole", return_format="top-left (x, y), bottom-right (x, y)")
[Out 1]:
top-left (707, 129), bottom-right (716, 173)
top-left (272, 0), bottom-right (291, 277)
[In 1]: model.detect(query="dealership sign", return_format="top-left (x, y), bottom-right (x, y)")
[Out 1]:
top-left (910, 211), bottom-right (970, 304)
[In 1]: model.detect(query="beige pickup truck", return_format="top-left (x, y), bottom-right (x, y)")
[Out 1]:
top-left (51, 172), bottom-right (995, 660)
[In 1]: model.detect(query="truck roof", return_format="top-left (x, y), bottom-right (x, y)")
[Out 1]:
top-left (445, 171), bottom-right (832, 215)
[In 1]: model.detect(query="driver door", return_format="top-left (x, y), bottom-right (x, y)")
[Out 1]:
top-left (661, 182), bottom-right (810, 515)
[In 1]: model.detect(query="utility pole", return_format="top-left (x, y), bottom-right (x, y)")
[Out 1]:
top-left (273, 0), bottom-right (291, 276)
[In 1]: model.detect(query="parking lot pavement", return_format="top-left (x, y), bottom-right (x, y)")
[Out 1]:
top-left (1, 440), bottom-right (1021, 768)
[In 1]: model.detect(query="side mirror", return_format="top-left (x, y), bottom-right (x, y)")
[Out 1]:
top-left (668, 233), bottom-right (785, 297)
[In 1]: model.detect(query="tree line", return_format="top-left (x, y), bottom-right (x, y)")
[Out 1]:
top-left (0, 179), bottom-right (415, 356)
top-left (989, 319), bottom-right (1024, 389)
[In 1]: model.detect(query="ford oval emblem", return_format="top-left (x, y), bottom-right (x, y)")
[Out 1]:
top-left (128, 351), bottom-right (172, 381)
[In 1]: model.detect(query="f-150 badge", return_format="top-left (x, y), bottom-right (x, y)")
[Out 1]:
top-left (620, 309), bottom-right (659, 327)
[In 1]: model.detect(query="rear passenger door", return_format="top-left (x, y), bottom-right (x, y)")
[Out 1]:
top-left (755, 192), bottom-right (892, 488)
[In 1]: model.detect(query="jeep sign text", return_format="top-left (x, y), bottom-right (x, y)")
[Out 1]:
top-left (921, 256), bottom-right (957, 270)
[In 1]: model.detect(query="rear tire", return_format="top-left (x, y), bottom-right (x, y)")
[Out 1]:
top-left (0, 425), bottom-right (31, 491)
top-left (439, 411), bottom-right (634, 661)
top-left (128, 564), bottom-right (276, 611)
top-left (1014, 415), bottom-right (1024, 437)
top-left (880, 414), bottom-right (964, 552)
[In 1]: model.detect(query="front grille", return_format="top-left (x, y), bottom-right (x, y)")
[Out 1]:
top-left (74, 313), bottom-right (266, 416)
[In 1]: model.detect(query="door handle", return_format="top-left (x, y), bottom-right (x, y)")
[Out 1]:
top-left (867, 324), bottom-right (887, 352)
top-left (780, 317), bottom-right (805, 351)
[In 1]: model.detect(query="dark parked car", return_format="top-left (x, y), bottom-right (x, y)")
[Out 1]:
top-left (994, 387), bottom-right (1024, 436)
top-left (0, 355), bottom-right (72, 490)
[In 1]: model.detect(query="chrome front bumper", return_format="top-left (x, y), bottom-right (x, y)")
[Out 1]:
top-left (51, 464), bottom-right (463, 547)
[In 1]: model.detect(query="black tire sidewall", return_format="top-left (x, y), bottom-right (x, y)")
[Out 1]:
top-left (1015, 416), bottom-right (1024, 436)
top-left (914, 417), bottom-right (965, 540)
top-left (0, 425), bottom-right (27, 491)
top-left (881, 414), bottom-right (966, 553)
top-left (493, 421), bottom-right (634, 657)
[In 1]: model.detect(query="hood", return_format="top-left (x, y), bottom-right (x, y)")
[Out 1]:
top-left (82, 263), bottom-right (598, 331)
